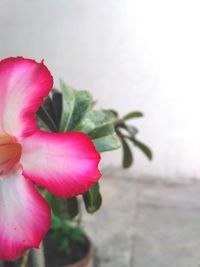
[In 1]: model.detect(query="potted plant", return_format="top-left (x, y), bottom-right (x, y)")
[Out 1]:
top-left (36, 81), bottom-right (121, 267)
top-left (36, 81), bottom-right (152, 267)
top-left (1, 76), bottom-right (152, 267)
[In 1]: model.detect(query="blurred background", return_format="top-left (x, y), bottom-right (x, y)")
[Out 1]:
top-left (1, 1), bottom-right (200, 267)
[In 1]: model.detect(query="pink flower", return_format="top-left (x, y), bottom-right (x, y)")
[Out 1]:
top-left (0, 57), bottom-right (101, 260)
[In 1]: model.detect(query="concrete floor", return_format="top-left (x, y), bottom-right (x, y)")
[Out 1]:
top-left (83, 168), bottom-right (200, 267)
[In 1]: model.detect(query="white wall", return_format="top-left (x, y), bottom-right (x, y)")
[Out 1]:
top-left (0, 0), bottom-right (200, 179)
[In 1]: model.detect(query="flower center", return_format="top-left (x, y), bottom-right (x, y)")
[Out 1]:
top-left (0, 135), bottom-right (22, 175)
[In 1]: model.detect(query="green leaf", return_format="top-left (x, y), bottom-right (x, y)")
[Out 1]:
top-left (88, 124), bottom-right (114, 139)
top-left (83, 183), bottom-right (102, 213)
top-left (64, 197), bottom-right (79, 219)
top-left (121, 137), bottom-right (133, 168)
top-left (59, 80), bottom-right (93, 132)
top-left (59, 80), bottom-right (76, 132)
top-left (43, 96), bottom-right (56, 123)
top-left (76, 110), bottom-right (121, 152)
top-left (37, 104), bottom-right (57, 132)
top-left (77, 110), bottom-right (121, 152)
top-left (46, 192), bottom-right (79, 220)
top-left (68, 90), bottom-right (93, 131)
top-left (128, 137), bottom-right (152, 160)
top-left (52, 91), bottom-right (62, 129)
top-left (115, 122), bottom-right (138, 136)
top-left (37, 116), bottom-right (51, 132)
top-left (93, 133), bottom-right (121, 152)
top-left (80, 110), bottom-right (116, 134)
top-left (105, 109), bottom-right (119, 118)
top-left (122, 111), bottom-right (143, 121)
top-left (59, 238), bottom-right (70, 253)
top-left (80, 109), bottom-right (119, 143)
top-left (51, 212), bottom-right (63, 230)
top-left (75, 118), bottom-right (95, 134)
top-left (70, 228), bottom-right (85, 243)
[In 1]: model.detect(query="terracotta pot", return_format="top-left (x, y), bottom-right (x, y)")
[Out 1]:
top-left (61, 238), bottom-right (94, 267)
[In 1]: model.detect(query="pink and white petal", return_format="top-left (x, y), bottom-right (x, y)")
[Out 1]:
top-left (0, 168), bottom-right (51, 261)
top-left (0, 57), bottom-right (53, 138)
top-left (21, 131), bottom-right (101, 198)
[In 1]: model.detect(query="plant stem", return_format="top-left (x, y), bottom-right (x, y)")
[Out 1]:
top-left (76, 199), bottom-right (82, 228)
top-left (19, 251), bottom-right (29, 267)
top-left (114, 119), bottom-right (124, 127)
top-left (31, 243), bottom-right (45, 267)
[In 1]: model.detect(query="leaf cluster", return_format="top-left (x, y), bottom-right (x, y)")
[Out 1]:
top-left (37, 81), bottom-right (121, 220)
top-left (37, 81), bottom-right (122, 254)
top-left (112, 110), bottom-right (153, 168)
top-left (48, 213), bottom-right (86, 255)
top-left (36, 81), bottom-right (152, 252)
